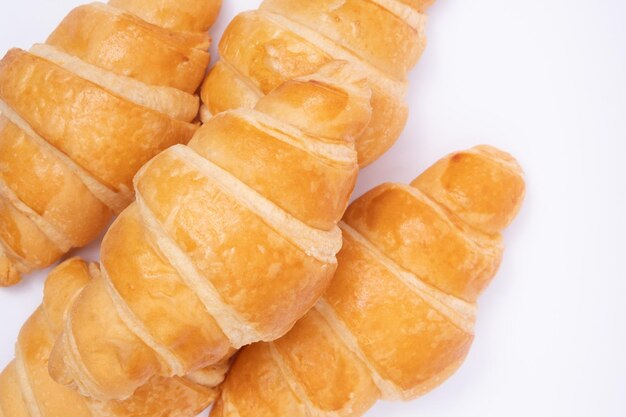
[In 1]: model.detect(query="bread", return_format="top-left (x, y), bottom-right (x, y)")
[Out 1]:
top-left (0, 258), bottom-right (224, 417)
top-left (201, 0), bottom-right (436, 167)
top-left (48, 62), bottom-right (373, 401)
top-left (210, 146), bottom-right (526, 417)
top-left (0, 0), bottom-right (220, 286)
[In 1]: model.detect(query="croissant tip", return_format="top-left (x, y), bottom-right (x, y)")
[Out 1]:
top-left (471, 145), bottom-right (524, 174)
top-left (0, 275), bottom-right (21, 287)
top-left (0, 256), bottom-right (23, 287)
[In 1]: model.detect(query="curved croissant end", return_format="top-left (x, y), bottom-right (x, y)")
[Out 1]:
top-left (49, 62), bottom-right (373, 401)
top-left (0, 258), bottom-right (220, 417)
top-left (201, 0), bottom-right (436, 168)
top-left (210, 146), bottom-right (526, 417)
top-left (0, 0), bottom-right (221, 286)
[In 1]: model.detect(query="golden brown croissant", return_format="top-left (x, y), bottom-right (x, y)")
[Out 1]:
top-left (210, 145), bottom-right (526, 417)
top-left (201, 0), bottom-right (435, 167)
top-left (0, 0), bottom-right (221, 286)
top-left (0, 258), bottom-right (222, 417)
top-left (48, 62), bottom-right (373, 401)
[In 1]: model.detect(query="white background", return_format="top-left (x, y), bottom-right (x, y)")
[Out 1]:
top-left (1, 0), bottom-right (625, 416)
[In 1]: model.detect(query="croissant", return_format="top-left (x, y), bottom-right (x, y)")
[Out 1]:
top-left (48, 62), bottom-right (373, 401)
top-left (210, 145), bottom-right (526, 417)
top-left (0, 258), bottom-right (224, 417)
top-left (201, 0), bottom-right (435, 167)
top-left (0, 0), bottom-right (221, 286)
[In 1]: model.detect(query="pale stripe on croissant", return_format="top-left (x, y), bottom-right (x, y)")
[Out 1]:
top-left (101, 265), bottom-right (187, 375)
top-left (0, 100), bottom-right (126, 212)
top-left (13, 351), bottom-right (41, 417)
top-left (132, 188), bottom-right (264, 348)
top-left (231, 110), bottom-right (358, 163)
top-left (313, 299), bottom-right (404, 401)
top-left (59, 305), bottom-right (107, 399)
top-left (108, 0), bottom-right (222, 33)
top-left (266, 343), bottom-right (328, 417)
top-left (29, 44), bottom-right (199, 123)
top-left (260, 11), bottom-right (408, 98)
top-left (0, 0), bottom-right (219, 286)
top-left (0, 180), bottom-right (72, 252)
top-left (369, 0), bottom-right (429, 30)
top-left (339, 220), bottom-right (477, 333)
top-left (211, 146), bottom-right (526, 417)
top-left (50, 62), bottom-right (373, 401)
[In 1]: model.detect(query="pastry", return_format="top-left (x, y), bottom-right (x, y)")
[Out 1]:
top-left (210, 146), bottom-right (526, 417)
top-left (0, 258), bottom-right (223, 417)
top-left (0, 0), bottom-right (220, 286)
top-left (201, 0), bottom-right (435, 167)
top-left (49, 62), bottom-right (373, 401)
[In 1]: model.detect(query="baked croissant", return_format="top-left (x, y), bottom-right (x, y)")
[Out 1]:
top-left (210, 146), bottom-right (526, 417)
top-left (201, 0), bottom-right (435, 167)
top-left (0, 0), bottom-right (221, 286)
top-left (0, 258), bottom-right (223, 417)
top-left (49, 62), bottom-right (373, 402)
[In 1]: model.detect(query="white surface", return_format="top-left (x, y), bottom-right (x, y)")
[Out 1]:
top-left (1, 0), bottom-right (625, 416)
